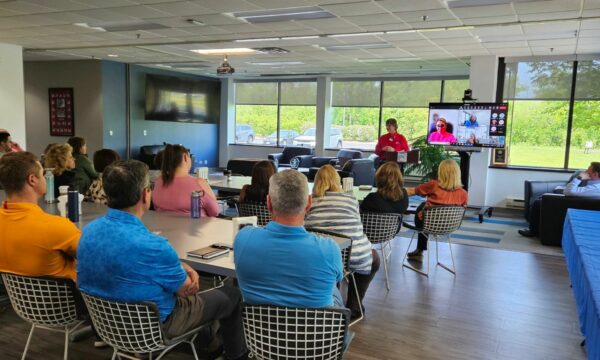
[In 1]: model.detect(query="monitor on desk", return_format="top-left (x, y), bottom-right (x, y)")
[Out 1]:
top-left (427, 102), bottom-right (508, 148)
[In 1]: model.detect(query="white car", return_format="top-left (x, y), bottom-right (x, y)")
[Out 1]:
top-left (294, 128), bottom-right (343, 148)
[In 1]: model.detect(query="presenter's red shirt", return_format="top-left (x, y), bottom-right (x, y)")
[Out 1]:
top-left (375, 133), bottom-right (409, 157)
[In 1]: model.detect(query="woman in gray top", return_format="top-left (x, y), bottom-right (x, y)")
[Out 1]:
top-left (68, 136), bottom-right (98, 194)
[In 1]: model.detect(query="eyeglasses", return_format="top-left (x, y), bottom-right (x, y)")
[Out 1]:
top-left (436, 124), bottom-right (445, 128)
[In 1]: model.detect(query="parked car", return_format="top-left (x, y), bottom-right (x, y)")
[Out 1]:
top-left (263, 130), bottom-right (299, 146)
top-left (235, 124), bottom-right (255, 143)
top-left (294, 127), bottom-right (343, 148)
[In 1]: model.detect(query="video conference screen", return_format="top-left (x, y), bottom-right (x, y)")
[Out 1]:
top-left (427, 102), bottom-right (508, 148)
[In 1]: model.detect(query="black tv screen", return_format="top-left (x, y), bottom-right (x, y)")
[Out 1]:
top-left (144, 74), bottom-right (220, 123)
top-left (427, 102), bottom-right (508, 148)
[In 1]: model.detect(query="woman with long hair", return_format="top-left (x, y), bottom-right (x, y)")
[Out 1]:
top-left (44, 143), bottom-right (76, 198)
top-left (239, 161), bottom-right (275, 203)
top-left (67, 136), bottom-right (98, 194)
top-left (152, 144), bottom-right (219, 216)
top-left (86, 149), bottom-right (120, 204)
top-left (406, 159), bottom-right (468, 258)
top-left (305, 165), bottom-right (379, 320)
top-left (360, 161), bottom-right (408, 215)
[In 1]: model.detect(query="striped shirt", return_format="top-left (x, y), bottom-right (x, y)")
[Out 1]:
top-left (305, 192), bottom-right (373, 275)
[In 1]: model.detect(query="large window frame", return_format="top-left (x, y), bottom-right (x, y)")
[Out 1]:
top-left (499, 58), bottom-right (600, 170)
top-left (234, 80), bottom-right (317, 147)
top-left (330, 78), bottom-right (469, 150)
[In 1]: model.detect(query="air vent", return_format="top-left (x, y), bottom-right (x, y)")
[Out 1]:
top-left (100, 22), bottom-right (169, 32)
top-left (254, 47), bottom-right (290, 54)
top-left (505, 197), bottom-right (525, 209)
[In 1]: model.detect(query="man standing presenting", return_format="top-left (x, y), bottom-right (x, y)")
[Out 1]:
top-left (234, 169), bottom-right (344, 308)
top-left (77, 160), bottom-right (247, 360)
top-left (0, 152), bottom-right (80, 280)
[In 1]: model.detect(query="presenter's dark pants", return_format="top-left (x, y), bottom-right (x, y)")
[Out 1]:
top-left (346, 249), bottom-right (380, 315)
top-left (163, 285), bottom-right (246, 360)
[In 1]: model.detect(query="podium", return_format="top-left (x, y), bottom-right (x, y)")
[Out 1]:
top-left (383, 149), bottom-right (420, 164)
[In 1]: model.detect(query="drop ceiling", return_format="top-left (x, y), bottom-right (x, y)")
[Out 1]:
top-left (0, 0), bottom-right (598, 78)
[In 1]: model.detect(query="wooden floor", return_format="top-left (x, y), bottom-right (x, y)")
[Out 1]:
top-left (0, 237), bottom-right (586, 360)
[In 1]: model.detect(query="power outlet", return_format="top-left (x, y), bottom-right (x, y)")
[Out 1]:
top-left (143, 130), bottom-right (147, 136)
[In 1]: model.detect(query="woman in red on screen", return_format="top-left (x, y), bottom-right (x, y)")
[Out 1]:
top-left (374, 118), bottom-right (409, 157)
top-left (428, 117), bottom-right (457, 144)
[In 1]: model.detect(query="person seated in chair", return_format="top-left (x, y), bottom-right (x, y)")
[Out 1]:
top-left (519, 161), bottom-right (600, 238)
top-left (234, 169), bottom-right (344, 308)
top-left (405, 160), bottom-right (468, 258)
top-left (0, 152), bottom-right (80, 281)
top-left (239, 160), bottom-right (275, 204)
top-left (77, 160), bottom-right (247, 360)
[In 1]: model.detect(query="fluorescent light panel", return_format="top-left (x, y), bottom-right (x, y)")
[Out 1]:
top-left (280, 35), bottom-right (320, 40)
top-left (447, 0), bottom-right (539, 8)
top-left (328, 32), bottom-right (384, 38)
top-left (232, 6), bottom-right (334, 23)
top-left (249, 61), bottom-right (304, 66)
top-left (235, 37), bottom-right (280, 43)
top-left (191, 48), bottom-right (256, 55)
top-left (324, 43), bottom-right (393, 50)
top-left (356, 57), bottom-right (418, 63)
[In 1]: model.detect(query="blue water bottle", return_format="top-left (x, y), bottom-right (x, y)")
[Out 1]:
top-left (44, 169), bottom-right (55, 203)
top-left (191, 191), bottom-right (201, 219)
top-left (67, 189), bottom-right (79, 223)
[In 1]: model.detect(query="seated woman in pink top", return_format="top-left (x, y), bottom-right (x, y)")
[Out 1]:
top-left (428, 117), bottom-right (457, 144)
top-left (152, 144), bottom-right (219, 217)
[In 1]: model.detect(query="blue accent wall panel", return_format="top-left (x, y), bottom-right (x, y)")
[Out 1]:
top-left (101, 61), bottom-right (127, 158)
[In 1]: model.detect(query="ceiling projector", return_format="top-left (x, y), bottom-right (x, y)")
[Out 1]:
top-left (217, 56), bottom-right (235, 75)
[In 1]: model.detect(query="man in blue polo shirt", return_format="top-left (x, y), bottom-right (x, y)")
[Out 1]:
top-left (234, 169), bottom-right (343, 308)
top-left (77, 160), bottom-right (247, 360)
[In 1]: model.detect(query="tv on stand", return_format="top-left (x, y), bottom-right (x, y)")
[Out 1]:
top-left (427, 102), bottom-right (508, 149)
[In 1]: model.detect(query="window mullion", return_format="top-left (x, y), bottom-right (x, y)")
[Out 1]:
top-left (277, 82), bottom-right (282, 147)
top-left (564, 61), bottom-right (578, 169)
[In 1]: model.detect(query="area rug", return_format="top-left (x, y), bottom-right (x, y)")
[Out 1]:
top-left (399, 209), bottom-right (564, 257)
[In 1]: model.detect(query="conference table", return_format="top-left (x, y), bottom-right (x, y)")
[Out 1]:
top-left (208, 174), bottom-right (377, 202)
top-left (562, 209), bottom-right (600, 360)
top-left (30, 199), bottom-right (351, 278)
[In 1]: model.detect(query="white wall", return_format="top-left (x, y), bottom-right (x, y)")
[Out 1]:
top-left (24, 60), bottom-right (103, 157)
top-left (0, 43), bottom-right (26, 149)
top-left (487, 168), bottom-right (571, 206)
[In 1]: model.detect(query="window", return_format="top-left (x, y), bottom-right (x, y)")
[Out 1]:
top-left (331, 81), bottom-right (380, 149)
top-left (570, 60), bottom-right (600, 169)
top-left (502, 59), bottom-right (600, 169)
top-left (235, 81), bottom-right (316, 146)
top-left (330, 79), bottom-right (465, 150)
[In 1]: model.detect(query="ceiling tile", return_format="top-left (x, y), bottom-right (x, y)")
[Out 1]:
top-left (407, 19), bottom-right (463, 29)
top-left (462, 15), bottom-right (518, 26)
top-left (394, 8), bottom-right (457, 23)
top-left (449, 4), bottom-right (515, 18)
top-left (72, 8), bottom-right (139, 22)
top-left (519, 11), bottom-right (580, 22)
top-left (514, 0), bottom-right (580, 14)
top-left (321, 2), bottom-right (387, 17)
top-left (148, 1), bottom-right (213, 16)
top-left (375, 0), bottom-right (445, 12)
top-left (0, 0), bottom-right (56, 14)
top-left (187, 0), bottom-right (260, 13)
top-left (342, 13), bottom-right (401, 26)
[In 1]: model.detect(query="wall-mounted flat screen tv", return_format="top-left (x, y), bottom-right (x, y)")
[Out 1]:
top-left (427, 102), bottom-right (508, 148)
top-left (145, 74), bottom-right (221, 123)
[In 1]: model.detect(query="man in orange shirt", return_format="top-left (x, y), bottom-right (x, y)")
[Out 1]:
top-left (0, 152), bottom-right (80, 281)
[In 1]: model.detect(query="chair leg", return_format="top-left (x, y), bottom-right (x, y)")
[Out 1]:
top-left (402, 232), bottom-right (429, 277)
top-left (64, 328), bottom-right (70, 360)
top-left (349, 273), bottom-right (363, 326)
top-left (111, 349), bottom-right (118, 360)
top-left (21, 324), bottom-right (36, 360)
top-left (436, 235), bottom-right (456, 275)
top-left (381, 242), bottom-right (390, 291)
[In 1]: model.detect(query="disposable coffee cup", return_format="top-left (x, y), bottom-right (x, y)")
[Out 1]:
top-left (58, 185), bottom-right (69, 195)
top-left (195, 167), bottom-right (209, 179)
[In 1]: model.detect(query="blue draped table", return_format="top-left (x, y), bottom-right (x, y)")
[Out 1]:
top-left (563, 209), bottom-right (600, 360)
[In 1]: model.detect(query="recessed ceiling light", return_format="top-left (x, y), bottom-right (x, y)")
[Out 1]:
top-left (385, 30), bottom-right (417, 34)
top-left (186, 19), bottom-right (205, 26)
top-left (355, 57), bottom-right (417, 63)
top-left (280, 35), bottom-right (320, 40)
top-left (323, 43), bottom-right (393, 51)
top-left (249, 61), bottom-right (305, 66)
top-left (73, 23), bottom-right (106, 32)
top-left (235, 37), bottom-right (280, 43)
top-left (231, 6), bottom-right (334, 23)
top-left (191, 48), bottom-right (257, 55)
top-left (328, 32), bottom-right (384, 38)
top-left (107, 54), bottom-right (118, 57)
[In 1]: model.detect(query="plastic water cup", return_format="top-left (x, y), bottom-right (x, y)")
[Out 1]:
top-left (342, 177), bottom-right (354, 193)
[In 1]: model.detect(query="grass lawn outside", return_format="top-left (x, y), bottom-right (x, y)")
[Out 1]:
top-left (509, 144), bottom-right (599, 169)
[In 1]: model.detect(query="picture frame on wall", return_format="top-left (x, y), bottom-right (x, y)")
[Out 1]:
top-left (492, 148), bottom-right (508, 166)
top-left (49, 88), bottom-right (74, 136)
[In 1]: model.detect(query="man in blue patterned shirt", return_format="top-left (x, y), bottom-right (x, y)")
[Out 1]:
top-left (77, 160), bottom-right (246, 360)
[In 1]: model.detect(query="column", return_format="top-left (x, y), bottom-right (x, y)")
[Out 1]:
top-left (219, 77), bottom-right (235, 167)
top-left (0, 43), bottom-right (26, 149)
top-left (316, 76), bottom-right (332, 157)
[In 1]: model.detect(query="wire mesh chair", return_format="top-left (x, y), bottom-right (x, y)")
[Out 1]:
top-left (402, 205), bottom-right (466, 277)
top-left (81, 292), bottom-right (205, 360)
top-left (242, 304), bottom-right (350, 360)
top-left (1, 273), bottom-right (86, 360)
top-left (305, 228), bottom-right (362, 326)
top-left (360, 212), bottom-right (403, 291)
top-left (237, 202), bottom-right (272, 226)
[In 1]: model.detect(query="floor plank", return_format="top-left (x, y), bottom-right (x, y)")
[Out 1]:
top-left (0, 237), bottom-right (586, 360)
